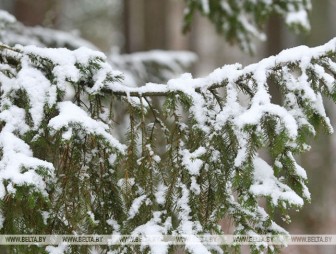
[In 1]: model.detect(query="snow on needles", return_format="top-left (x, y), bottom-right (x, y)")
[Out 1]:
top-left (0, 44), bottom-right (126, 212)
top-left (109, 37), bottom-right (336, 141)
top-left (250, 157), bottom-right (304, 206)
top-left (118, 211), bottom-right (171, 254)
top-left (0, 132), bottom-right (54, 198)
top-left (48, 101), bottom-right (126, 153)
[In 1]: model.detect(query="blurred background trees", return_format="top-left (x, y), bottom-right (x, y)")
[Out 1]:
top-left (0, 0), bottom-right (336, 253)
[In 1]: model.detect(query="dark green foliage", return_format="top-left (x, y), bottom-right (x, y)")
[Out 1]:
top-left (184, 0), bottom-right (311, 52)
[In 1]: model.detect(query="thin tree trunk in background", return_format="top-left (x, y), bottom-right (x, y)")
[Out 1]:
top-left (166, 0), bottom-right (189, 50)
top-left (265, 15), bottom-right (282, 105)
top-left (123, 0), bottom-right (188, 53)
top-left (266, 16), bottom-right (283, 56)
top-left (143, 0), bottom-right (167, 50)
top-left (122, 0), bottom-right (145, 53)
top-left (123, 0), bottom-right (131, 53)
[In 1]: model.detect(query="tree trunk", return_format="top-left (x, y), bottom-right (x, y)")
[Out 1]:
top-left (14, 0), bottom-right (60, 27)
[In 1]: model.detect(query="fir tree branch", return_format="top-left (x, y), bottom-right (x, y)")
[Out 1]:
top-left (109, 37), bottom-right (336, 98)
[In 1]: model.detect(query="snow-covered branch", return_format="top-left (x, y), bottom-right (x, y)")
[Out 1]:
top-left (1, 7), bottom-right (336, 254)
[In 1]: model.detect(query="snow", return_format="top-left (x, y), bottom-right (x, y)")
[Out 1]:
top-left (126, 212), bottom-right (171, 254)
top-left (0, 106), bottom-right (29, 134)
top-left (110, 50), bottom-right (197, 86)
top-left (286, 9), bottom-right (310, 30)
top-left (87, 211), bottom-right (99, 225)
top-left (167, 74), bottom-right (210, 133)
top-left (89, 61), bottom-right (123, 94)
top-left (46, 244), bottom-right (68, 254)
top-left (233, 132), bottom-right (249, 167)
top-left (1, 13), bottom-right (98, 50)
top-left (16, 62), bottom-right (55, 129)
top-left (128, 195), bottom-right (147, 219)
top-left (48, 102), bottom-right (126, 152)
top-left (235, 102), bottom-right (298, 138)
top-left (0, 10), bottom-right (16, 24)
top-left (112, 50), bottom-right (197, 68)
top-left (0, 213), bottom-right (4, 229)
top-left (200, 0), bottom-right (210, 13)
top-left (181, 147), bottom-right (206, 176)
top-left (220, 1), bottom-right (232, 15)
top-left (53, 65), bottom-right (80, 93)
top-left (155, 184), bottom-right (167, 205)
top-left (106, 218), bottom-right (120, 232)
top-left (239, 15), bottom-right (266, 41)
top-left (117, 178), bottom-right (135, 188)
top-left (250, 157), bottom-right (304, 206)
top-left (313, 64), bottom-right (334, 92)
top-left (175, 182), bottom-right (210, 253)
top-left (23, 45), bottom-right (77, 66)
top-left (41, 211), bottom-right (50, 225)
top-left (190, 176), bottom-right (200, 195)
top-left (215, 82), bottom-right (241, 128)
top-left (0, 132), bottom-right (54, 198)
top-left (286, 151), bottom-right (307, 180)
top-left (107, 37), bottom-right (336, 137)
top-left (73, 46), bottom-right (106, 64)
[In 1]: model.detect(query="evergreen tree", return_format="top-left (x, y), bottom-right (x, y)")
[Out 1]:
top-left (0, 3), bottom-right (333, 254)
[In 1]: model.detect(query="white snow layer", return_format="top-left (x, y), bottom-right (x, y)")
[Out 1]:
top-left (110, 50), bottom-right (197, 87)
top-left (48, 102), bottom-right (126, 152)
top-left (0, 10), bottom-right (16, 24)
top-left (286, 9), bottom-right (310, 30)
top-left (46, 244), bottom-right (69, 254)
top-left (250, 157), bottom-right (304, 206)
top-left (0, 132), bottom-right (54, 198)
top-left (110, 212), bottom-right (171, 254)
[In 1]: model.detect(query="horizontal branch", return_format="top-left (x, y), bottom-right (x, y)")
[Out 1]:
top-left (108, 37), bottom-right (336, 98)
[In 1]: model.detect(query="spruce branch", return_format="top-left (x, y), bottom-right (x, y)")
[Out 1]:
top-left (2, 20), bottom-right (336, 253)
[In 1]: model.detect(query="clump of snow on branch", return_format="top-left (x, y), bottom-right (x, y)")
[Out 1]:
top-left (48, 102), bottom-right (126, 152)
top-left (110, 50), bottom-right (197, 86)
top-left (250, 157), bottom-right (304, 206)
